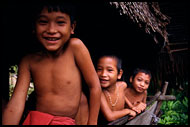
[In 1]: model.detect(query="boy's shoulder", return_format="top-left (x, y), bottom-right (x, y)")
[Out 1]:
top-left (117, 81), bottom-right (127, 89)
top-left (68, 38), bottom-right (88, 53)
top-left (69, 38), bottom-right (83, 47)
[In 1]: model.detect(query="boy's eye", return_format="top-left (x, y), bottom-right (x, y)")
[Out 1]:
top-left (57, 21), bottom-right (66, 25)
top-left (97, 68), bottom-right (102, 71)
top-left (38, 20), bottom-right (48, 24)
top-left (137, 78), bottom-right (142, 81)
top-left (145, 81), bottom-right (150, 85)
top-left (108, 69), bottom-right (113, 72)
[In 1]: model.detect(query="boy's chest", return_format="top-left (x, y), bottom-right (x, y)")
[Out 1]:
top-left (126, 93), bottom-right (144, 105)
top-left (108, 92), bottom-right (125, 111)
top-left (32, 55), bottom-right (75, 72)
top-left (30, 53), bottom-right (80, 83)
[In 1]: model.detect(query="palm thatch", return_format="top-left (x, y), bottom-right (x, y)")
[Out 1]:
top-left (109, 2), bottom-right (170, 46)
top-left (109, 2), bottom-right (175, 77)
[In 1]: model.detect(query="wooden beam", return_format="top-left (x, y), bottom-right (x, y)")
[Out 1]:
top-left (170, 48), bottom-right (188, 53)
top-left (158, 95), bottom-right (176, 101)
top-left (168, 42), bottom-right (188, 45)
top-left (107, 115), bottom-right (129, 125)
top-left (146, 91), bottom-right (161, 106)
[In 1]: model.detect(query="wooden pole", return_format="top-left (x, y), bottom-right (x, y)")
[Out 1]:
top-left (151, 81), bottom-right (168, 125)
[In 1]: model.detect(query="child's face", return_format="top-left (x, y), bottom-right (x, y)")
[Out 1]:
top-left (35, 7), bottom-right (75, 52)
top-left (130, 72), bottom-right (150, 93)
top-left (97, 57), bottom-right (122, 88)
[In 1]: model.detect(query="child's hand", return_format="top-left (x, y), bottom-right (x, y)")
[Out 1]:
top-left (128, 109), bottom-right (136, 117)
top-left (136, 102), bottom-right (146, 112)
top-left (132, 102), bottom-right (146, 114)
top-left (132, 107), bottom-right (141, 114)
top-left (128, 109), bottom-right (136, 120)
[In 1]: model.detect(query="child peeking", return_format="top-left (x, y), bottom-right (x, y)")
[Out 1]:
top-left (125, 68), bottom-right (152, 116)
top-left (96, 54), bottom-right (136, 124)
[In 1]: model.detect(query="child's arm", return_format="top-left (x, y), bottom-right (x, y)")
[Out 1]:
top-left (125, 96), bottom-right (134, 109)
top-left (71, 38), bottom-right (101, 125)
top-left (2, 56), bottom-right (31, 125)
top-left (101, 93), bottom-right (136, 121)
top-left (131, 91), bottom-right (147, 114)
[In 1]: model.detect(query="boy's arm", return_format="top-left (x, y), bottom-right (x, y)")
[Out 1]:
top-left (125, 96), bottom-right (134, 109)
top-left (131, 91), bottom-right (147, 114)
top-left (2, 56), bottom-right (31, 125)
top-left (101, 93), bottom-right (136, 121)
top-left (71, 38), bottom-right (101, 125)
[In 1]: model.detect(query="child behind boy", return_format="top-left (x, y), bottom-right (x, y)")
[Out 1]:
top-left (125, 68), bottom-right (152, 115)
top-left (96, 54), bottom-right (136, 124)
top-left (2, 1), bottom-right (101, 125)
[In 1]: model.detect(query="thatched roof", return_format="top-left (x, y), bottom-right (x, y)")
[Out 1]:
top-left (109, 2), bottom-right (170, 46)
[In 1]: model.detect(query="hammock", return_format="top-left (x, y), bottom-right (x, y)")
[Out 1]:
top-left (108, 81), bottom-right (176, 125)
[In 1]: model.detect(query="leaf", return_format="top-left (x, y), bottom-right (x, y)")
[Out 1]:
top-left (172, 100), bottom-right (181, 109)
top-left (182, 97), bottom-right (188, 108)
top-left (167, 101), bottom-right (174, 110)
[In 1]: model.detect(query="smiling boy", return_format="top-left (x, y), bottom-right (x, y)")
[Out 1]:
top-left (96, 55), bottom-right (136, 124)
top-left (2, 1), bottom-right (101, 125)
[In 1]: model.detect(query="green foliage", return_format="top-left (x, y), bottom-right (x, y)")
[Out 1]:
top-left (9, 65), bottom-right (18, 74)
top-left (9, 65), bottom-right (34, 99)
top-left (158, 89), bottom-right (188, 125)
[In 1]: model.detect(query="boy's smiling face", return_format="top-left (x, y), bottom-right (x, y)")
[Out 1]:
top-left (97, 57), bottom-right (122, 88)
top-left (35, 7), bottom-right (75, 52)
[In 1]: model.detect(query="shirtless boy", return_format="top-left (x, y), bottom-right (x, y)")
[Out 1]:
top-left (125, 68), bottom-right (152, 115)
top-left (2, 1), bottom-right (101, 125)
top-left (96, 55), bottom-right (136, 124)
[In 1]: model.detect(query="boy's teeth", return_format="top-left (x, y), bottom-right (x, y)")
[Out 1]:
top-left (46, 37), bottom-right (58, 41)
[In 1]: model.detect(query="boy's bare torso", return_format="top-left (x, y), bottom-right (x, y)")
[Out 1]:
top-left (125, 88), bottom-right (145, 106)
top-left (105, 82), bottom-right (126, 111)
top-left (27, 42), bottom-right (81, 118)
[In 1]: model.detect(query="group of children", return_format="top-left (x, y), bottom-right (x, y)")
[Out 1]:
top-left (2, 1), bottom-right (152, 125)
top-left (96, 55), bottom-right (151, 124)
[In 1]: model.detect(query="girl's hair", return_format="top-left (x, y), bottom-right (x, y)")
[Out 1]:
top-left (131, 68), bottom-right (152, 79)
top-left (31, 0), bottom-right (76, 24)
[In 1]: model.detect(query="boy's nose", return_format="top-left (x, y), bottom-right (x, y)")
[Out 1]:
top-left (47, 24), bottom-right (57, 34)
top-left (101, 70), bottom-right (107, 77)
top-left (140, 82), bottom-right (145, 87)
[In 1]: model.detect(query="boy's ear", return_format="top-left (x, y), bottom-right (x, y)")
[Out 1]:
top-left (129, 76), bottom-right (133, 83)
top-left (117, 69), bottom-right (123, 80)
top-left (71, 21), bottom-right (76, 34)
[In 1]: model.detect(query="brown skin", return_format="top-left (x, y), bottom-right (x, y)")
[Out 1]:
top-left (2, 8), bottom-right (101, 125)
top-left (125, 72), bottom-right (151, 115)
top-left (75, 93), bottom-right (89, 125)
top-left (97, 57), bottom-right (136, 121)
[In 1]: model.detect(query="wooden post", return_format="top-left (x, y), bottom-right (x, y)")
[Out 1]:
top-left (151, 81), bottom-right (168, 125)
top-left (146, 91), bottom-right (161, 107)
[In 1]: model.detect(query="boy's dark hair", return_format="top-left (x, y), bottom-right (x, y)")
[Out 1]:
top-left (131, 68), bottom-right (152, 79)
top-left (97, 54), bottom-right (122, 74)
top-left (31, 0), bottom-right (76, 25)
